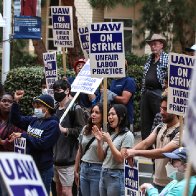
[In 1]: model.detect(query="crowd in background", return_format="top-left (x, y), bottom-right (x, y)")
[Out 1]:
top-left (0, 34), bottom-right (196, 196)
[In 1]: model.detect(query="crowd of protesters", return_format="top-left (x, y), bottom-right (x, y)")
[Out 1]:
top-left (0, 35), bottom-right (196, 196)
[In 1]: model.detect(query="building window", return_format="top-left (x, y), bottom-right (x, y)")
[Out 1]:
top-left (104, 18), bottom-right (132, 54)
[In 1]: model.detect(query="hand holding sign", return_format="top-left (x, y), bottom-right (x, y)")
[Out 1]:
top-left (9, 132), bottom-right (22, 142)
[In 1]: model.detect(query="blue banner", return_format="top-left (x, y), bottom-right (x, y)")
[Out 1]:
top-left (13, 16), bottom-right (41, 39)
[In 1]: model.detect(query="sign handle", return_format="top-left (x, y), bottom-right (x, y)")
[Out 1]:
top-left (179, 116), bottom-right (184, 146)
top-left (103, 78), bottom-right (108, 132)
top-left (60, 92), bottom-right (80, 123)
top-left (184, 160), bottom-right (192, 196)
top-left (62, 48), bottom-right (67, 74)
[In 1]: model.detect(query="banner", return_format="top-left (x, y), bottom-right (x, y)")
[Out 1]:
top-left (71, 59), bottom-right (103, 94)
top-left (0, 152), bottom-right (47, 196)
top-left (167, 53), bottom-right (195, 116)
top-left (13, 0), bottom-right (41, 39)
top-left (183, 54), bottom-right (196, 170)
top-left (78, 26), bottom-right (89, 60)
top-left (43, 51), bottom-right (58, 96)
top-left (51, 6), bottom-right (74, 48)
top-left (89, 22), bottom-right (125, 78)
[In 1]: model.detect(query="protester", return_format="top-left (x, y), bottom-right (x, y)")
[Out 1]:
top-left (140, 147), bottom-right (196, 196)
top-left (74, 103), bottom-right (103, 196)
top-left (141, 34), bottom-right (168, 140)
top-left (93, 104), bottom-right (134, 196)
top-left (0, 92), bottom-right (23, 151)
top-left (41, 77), bottom-right (48, 95)
top-left (9, 91), bottom-right (60, 195)
top-left (52, 79), bottom-right (85, 196)
top-left (185, 44), bottom-right (196, 56)
top-left (109, 60), bottom-right (136, 132)
top-left (151, 74), bottom-right (168, 131)
top-left (124, 94), bottom-right (180, 193)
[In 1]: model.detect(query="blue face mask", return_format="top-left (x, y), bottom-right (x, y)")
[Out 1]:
top-left (34, 108), bottom-right (45, 118)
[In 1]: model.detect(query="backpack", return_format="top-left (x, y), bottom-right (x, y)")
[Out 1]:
top-left (69, 104), bottom-right (90, 125)
top-left (155, 124), bottom-right (180, 147)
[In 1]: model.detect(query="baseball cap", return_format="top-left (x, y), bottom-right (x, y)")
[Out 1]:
top-left (163, 147), bottom-right (187, 161)
top-left (185, 44), bottom-right (196, 52)
top-left (73, 58), bottom-right (86, 71)
top-left (33, 94), bottom-right (54, 110)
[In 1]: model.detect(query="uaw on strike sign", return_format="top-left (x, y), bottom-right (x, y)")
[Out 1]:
top-left (51, 6), bottom-right (74, 48)
top-left (167, 53), bottom-right (195, 116)
top-left (89, 22), bottom-right (125, 78)
top-left (0, 153), bottom-right (47, 196)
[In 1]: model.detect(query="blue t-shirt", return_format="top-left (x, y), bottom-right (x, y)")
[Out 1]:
top-left (110, 77), bottom-right (136, 124)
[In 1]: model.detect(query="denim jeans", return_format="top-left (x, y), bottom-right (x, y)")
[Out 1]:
top-left (40, 166), bottom-right (54, 195)
top-left (80, 162), bottom-right (102, 196)
top-left (99, 168), bottom-right (124, 196)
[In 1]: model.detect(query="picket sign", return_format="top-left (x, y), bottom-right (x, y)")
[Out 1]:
top-left (60, 60), bottom-right (102, 124)
top-left (14, 137), bottom-right (26, 154)
top-left (183, 53), bottom-right (196, 196)
top-left (0, 152), bottom-right (47, 196)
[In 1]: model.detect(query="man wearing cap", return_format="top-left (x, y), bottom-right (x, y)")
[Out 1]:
top-left (140, 147), bottom-right (196, 196)
top-left (185, 44), bottom-right (196, 56)
top-left (124, 94), bottom-right (180, 193)
top-left (9, 90), bottom-right (60, 195)
top-left (141, 34), bottom-right (169, 140)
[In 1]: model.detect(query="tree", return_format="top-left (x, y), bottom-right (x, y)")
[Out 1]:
top-left (88, 0), bottom-right (196, 52)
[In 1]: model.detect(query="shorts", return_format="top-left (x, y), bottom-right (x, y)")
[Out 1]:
top-left (54, 165), bottom-right (74, 187)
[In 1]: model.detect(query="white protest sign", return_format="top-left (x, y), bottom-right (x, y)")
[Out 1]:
top-left (167, 53), bottom-right (195, 116)
top-left (124, 159), bottom-right (139, 196)
top-left (183, 54), bottom-right (196, 170)
top-left (78, 25), bottom-right (89, 60)
top-left (71, 59), bottom-right (103, 94)
top-left (0, 152), bottom-right (47, 196)
top-left (89, 22), bottom-right (125, 78)
top-left (14, 138), bottom-right (26, 154)
top-left (43, 51), bottom-right (58, 96)
top-left (51, 6), bottom-right (74, 47)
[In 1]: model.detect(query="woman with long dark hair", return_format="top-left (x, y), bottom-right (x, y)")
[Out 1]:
top-left (93, 104), bottom-right (135, 196)
top-left (74, 103), bottom-right (103, 196)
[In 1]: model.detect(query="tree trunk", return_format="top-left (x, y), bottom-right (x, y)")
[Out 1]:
top-left (32, 40), bottom-right (47, 65)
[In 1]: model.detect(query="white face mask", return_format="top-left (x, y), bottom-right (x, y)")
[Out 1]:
top-left (165, 162), bottom-right (178, 179)
top-left (42, 88), bottom-right (48, 95)
top-left (34, 108), bottom-right (45, 118)
top-left (165, 162), bottom-right (185, 181)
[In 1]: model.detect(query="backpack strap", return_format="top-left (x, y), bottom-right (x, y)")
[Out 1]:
top-left (167, 127), bottom-right (179, 141)
top-left (83, 137), bottom-right (95, 155)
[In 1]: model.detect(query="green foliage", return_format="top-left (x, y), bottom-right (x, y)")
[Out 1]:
top-left (11, 40), bottom-right (40, 68)
top-left (88, 0), bottom-right (135, 8)
top-left (4, 67), bottom-right (44, 115)
top-left (135, 0), bottom-right (196, 50)
top-left (4, 66), bottom-right (75, 115)
top-left (126, 54), bottom-right (147, 131)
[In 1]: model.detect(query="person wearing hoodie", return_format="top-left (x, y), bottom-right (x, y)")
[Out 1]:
top-left (9, 90), bottom-right (60, 195)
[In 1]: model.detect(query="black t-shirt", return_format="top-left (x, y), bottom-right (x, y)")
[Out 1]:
top-left (145, 59), bottom-right (162, 89)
